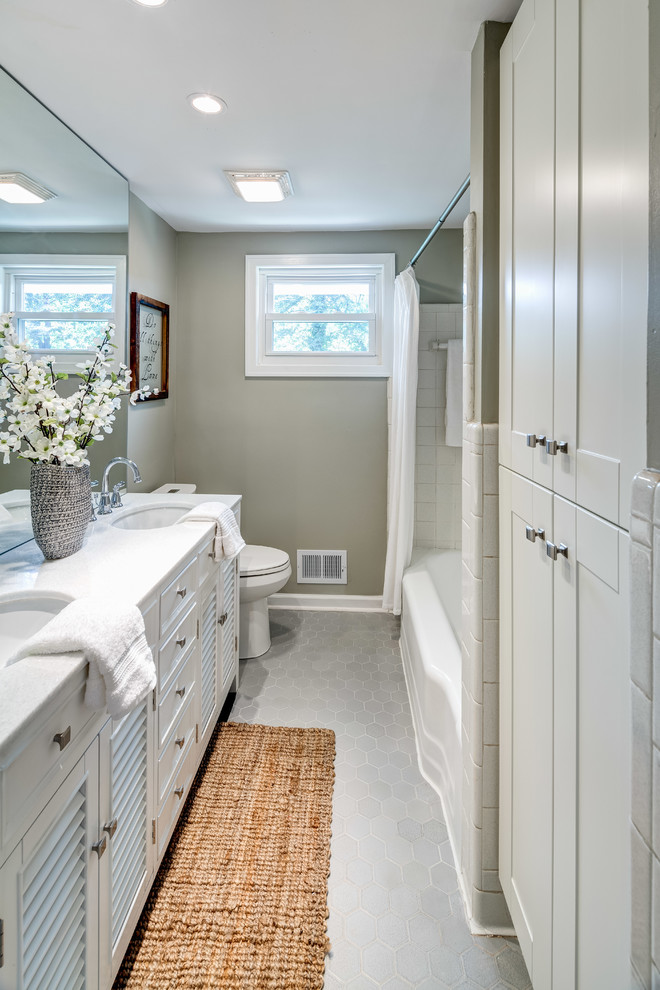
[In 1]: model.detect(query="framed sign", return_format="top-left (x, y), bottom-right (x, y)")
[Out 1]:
top-left (129, 292), bottom-right (169, 400)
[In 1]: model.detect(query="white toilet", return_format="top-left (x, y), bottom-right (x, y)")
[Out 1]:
top-left (239, 545), bottom-right (291, 659)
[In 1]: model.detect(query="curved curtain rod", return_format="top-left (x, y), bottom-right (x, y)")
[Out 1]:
top-left (404, 175), bottom-right (471, 272)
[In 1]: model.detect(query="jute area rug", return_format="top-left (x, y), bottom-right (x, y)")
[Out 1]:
top-left (114, 721), bottom-right (336, 990)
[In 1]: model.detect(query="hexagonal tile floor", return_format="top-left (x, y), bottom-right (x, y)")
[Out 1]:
top-left (228, 609), bottom-right (532, 990)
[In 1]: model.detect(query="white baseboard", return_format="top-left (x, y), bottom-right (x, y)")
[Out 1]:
top-left (268, 593), bottom-right (385, 612)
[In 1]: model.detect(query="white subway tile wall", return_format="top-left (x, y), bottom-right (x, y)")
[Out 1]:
top-left (414, 303), bottom-right (463, 551)
top-left (630, 470), bottom-right (660, 989)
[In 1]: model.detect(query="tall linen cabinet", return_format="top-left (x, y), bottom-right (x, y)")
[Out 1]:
top-left (498, 0), bottom-right (648, 988)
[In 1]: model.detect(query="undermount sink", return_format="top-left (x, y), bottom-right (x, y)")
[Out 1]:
top-left (0, 592), bottom-right (72, 669)
top-left (110, 502), bottom-right (195, 531)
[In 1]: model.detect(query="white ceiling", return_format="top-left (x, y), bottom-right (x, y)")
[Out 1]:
top-left (0, 0), bottom-right (521, 233)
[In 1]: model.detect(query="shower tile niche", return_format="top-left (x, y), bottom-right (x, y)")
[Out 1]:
top-left (414, 302), bottom-right (463, 550)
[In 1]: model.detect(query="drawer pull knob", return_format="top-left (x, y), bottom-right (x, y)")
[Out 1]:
top-left (546, 541), bottom-right (569, 561)
top-left (176, 636), bottom-right (187, 649)
top-left (176, 587), bottom-right (187, 599)
top-left (525, 526), bottom-right (546, 543)
top-left (103, 817), bottom-right (118, 839)
top-left (207, 552), bottom-right (214, 558)
top-left (218, 612), bottom-right (228, 626)
top-left (176, 685), bottom-right (186, 699)
top-left (174, 786), bottom-right (184, 798)
top-left (53, 726), bottom-right (71, 750)
top-left (175, 736), bottom-right (185, 749)
top-left (92, 835), bottom-right (107, 858)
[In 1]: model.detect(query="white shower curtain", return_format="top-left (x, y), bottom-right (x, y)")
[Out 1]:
top-left (382, 266), bottom-right (420, 615)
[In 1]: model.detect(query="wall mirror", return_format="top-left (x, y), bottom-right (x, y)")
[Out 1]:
top-left (0, 66), bottom-right (129, 552)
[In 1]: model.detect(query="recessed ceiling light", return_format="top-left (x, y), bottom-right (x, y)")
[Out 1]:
top-left (0, 173), bottom-right (55, 204)
top-left (224, 171), bottom-right (293, 203)
top-left (188, 93), bottom-right (227, 115)
top-left (130, 0), bottom-right (168, 7)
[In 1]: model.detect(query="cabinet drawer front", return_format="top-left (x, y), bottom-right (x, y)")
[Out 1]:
top-left (157, 741), bottom-right (195, 857)
top-left (198, 538), bottom-right (218, 589)
top-left (2, 682), bottom-right (95, 849)
top-left (160, 557), bottom-right (197, 635)
top-left (158, 651), bottom-right (197, 750)
top-left (158, 606), bottom-right (197, 692)
top-left (157, 698), bottom-right (196, 805)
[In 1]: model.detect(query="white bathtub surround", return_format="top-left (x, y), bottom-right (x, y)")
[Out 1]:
top-left (463, 213), bottom-right (477, 424)
top-left (400, 549), bottom-right (463, 857)
top-left (383, 266), bottom-right (419, 615)
top-left (460, 422), bottom-right (510, 932)
top-left (414, 302), bottom-right (463, 550)
top-left (630, 471), bottom-right (660, 989)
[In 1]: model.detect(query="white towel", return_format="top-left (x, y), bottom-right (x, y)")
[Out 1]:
top-left (445, 338), bottom-right (463, 447)
top-left (9, 598), bottom-right (156, 719)
top-left (180, 501), bottom-right (245, 561)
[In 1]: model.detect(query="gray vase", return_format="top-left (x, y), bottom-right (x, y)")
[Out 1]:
top-left (30, 462), bottom-right (91, 560)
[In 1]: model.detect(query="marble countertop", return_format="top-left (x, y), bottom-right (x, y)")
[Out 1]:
top-left (0, 490), bottom-right (242, 761)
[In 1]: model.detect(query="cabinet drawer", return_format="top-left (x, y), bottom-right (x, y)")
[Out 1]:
top-left (157, 739), bottom-right (196, 857)
top-left (1, 680), bottom-right (96, 850)
top-left (198, 538), bottom-right (218, 589)
top-left (157, 697), bottom-right (196, 804)
top-left (160, 556), bottom-right (197, 635)
top-left (158, 649), bottom-right (197, 749)
top-left (158, 605), bottom-right (197, 692)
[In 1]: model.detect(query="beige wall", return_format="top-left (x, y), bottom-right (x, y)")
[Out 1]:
top-left (174, 228), bottom-right (462, 595)
top-left (126, 193), bottom-right (177, 491)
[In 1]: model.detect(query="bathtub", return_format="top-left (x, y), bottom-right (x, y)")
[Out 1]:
top-left (400, 548), bottom-right (462, 856)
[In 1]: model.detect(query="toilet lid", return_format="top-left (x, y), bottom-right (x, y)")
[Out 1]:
top-left (240, 544), bottom-right (290, 577)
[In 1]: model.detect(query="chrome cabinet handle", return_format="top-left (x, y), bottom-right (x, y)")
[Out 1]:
top-left (218, 612), bottom-right (228, 626)
top-left (103, 817), bottom-right (118, 839)
top-left (53, 726), bottom-right (71, 751)
top-left (545, 439), bottom-right (569, 455)
top-left (92, 835), bottom-right (107, 857)
top-left (174, 786), bottom-right (184, 798)
top-left (174, 736), bottom-right (185, 749)
top-left (176, 587), bottom-right (187, 599)
top-left (176, 636), bottom-right (187, 649)
top-left (546, 541), bottom-right (569, 560)
top-left (175, 685), bottom-right (186, 699)
top-left (525, 526), bottom-right (546, 543)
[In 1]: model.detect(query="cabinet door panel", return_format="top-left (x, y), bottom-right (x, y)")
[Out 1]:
top-left (504, 0), bottom-right (556, 491)
top-left (576, 0), bottom-right (647, 526)
top-left (500, 469), bottom-right (554, 988)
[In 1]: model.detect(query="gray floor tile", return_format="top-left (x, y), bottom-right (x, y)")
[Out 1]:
top-left (229, 610), bottom-right (532, 990)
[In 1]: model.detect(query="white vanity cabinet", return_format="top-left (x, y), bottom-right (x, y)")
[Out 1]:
top-left (0, 519), bottom-right (241, 989)
top-left (499, 467), bottom-right (630, 990)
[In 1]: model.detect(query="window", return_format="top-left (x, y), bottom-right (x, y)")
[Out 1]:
top-left (0, 255), bottom-right (127, 370)
top-left (246, 254), bottom-right (394, 377)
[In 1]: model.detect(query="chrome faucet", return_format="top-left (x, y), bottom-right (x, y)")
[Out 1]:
top-left (98, 457), bottom-right (142, 515)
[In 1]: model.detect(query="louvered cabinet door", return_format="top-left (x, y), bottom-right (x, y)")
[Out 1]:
top-left (220, 558), bottom-right (238, 694)
top-left (199, 581), bottom-right (219, 743)
top-left (98, 702), bottom-right (153, 985)
top-left (0, 741), bottom-right (100, 990)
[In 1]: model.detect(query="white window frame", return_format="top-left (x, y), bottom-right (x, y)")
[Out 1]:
top-left (245, 253), bottom-right (394, 377)
top-left (0, 254), bottom-right (127, 373)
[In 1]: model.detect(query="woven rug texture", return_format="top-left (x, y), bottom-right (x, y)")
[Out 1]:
top-left (113, 721), bottom-right (336, 990)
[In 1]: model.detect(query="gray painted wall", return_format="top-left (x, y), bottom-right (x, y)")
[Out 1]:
top-left (470, 21), bottom-right (510, 425)
top-left (173, 229), bottom-right (462, 596)
top-left (126, 193), bottom-right (177, 491)
top-left (649, 0), bottom-right (660, 471)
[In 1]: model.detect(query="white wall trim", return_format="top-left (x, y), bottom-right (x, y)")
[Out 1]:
top-left (268, 592), bottom-right (385, 612)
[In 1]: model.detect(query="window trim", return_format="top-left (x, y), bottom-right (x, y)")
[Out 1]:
top-left (245, 254), bottom-right (394, 377)
top-left (0, 254), bottom-right (127, 373)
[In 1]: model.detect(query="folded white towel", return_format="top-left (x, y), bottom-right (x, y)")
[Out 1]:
top-left (445, 337), bottom-right (463, 447)
top-left (179, 501), bottom-right (245, 561)
top-left (9, 597), bottom-right (156, 719)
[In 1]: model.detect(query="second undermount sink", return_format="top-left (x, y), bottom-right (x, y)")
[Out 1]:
top-left (0, 592), bottom-right (73, 669)
top-left (110, 502), bottom-right (195, 531)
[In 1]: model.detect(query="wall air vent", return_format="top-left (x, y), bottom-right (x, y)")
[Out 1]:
top-left (297, 550), bottom-right (347, 584)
